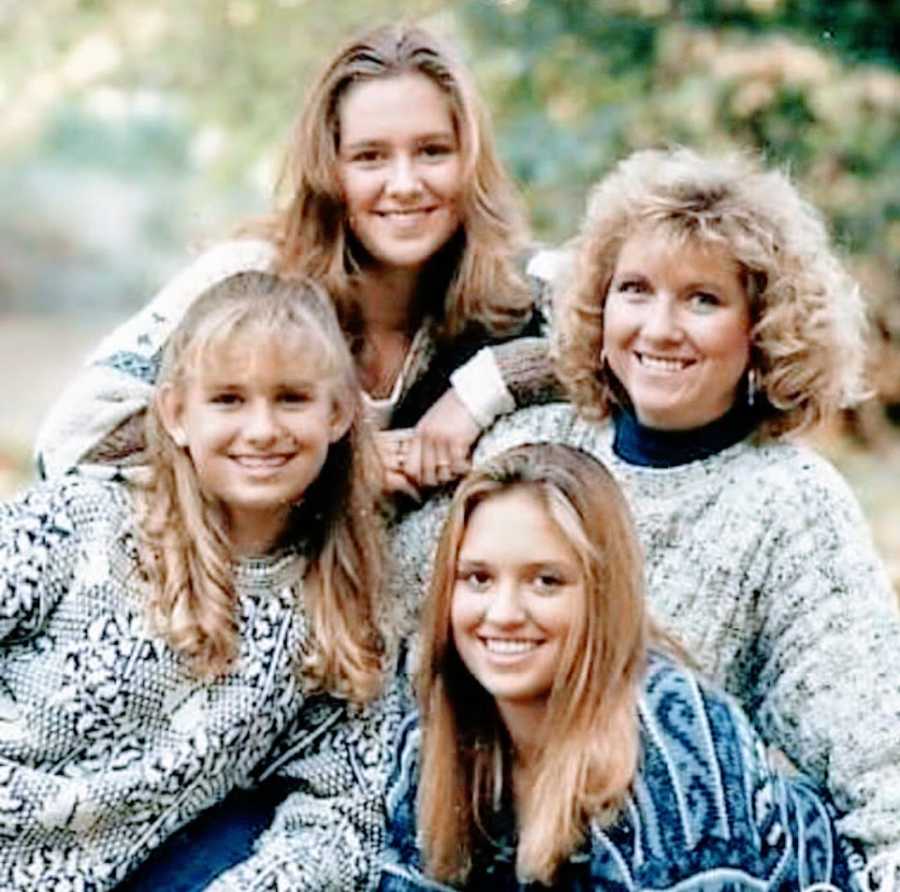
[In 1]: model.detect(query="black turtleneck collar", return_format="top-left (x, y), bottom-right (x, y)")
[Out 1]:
top-left (612, 398), bottom-right (766, 468)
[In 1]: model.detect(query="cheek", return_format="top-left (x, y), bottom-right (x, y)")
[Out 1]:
top-left (601, 301), bottom-right (629, 349)
top-left (710, 316), bottom-right (752, 362)
top-left (450, 591), bottom-right (481, 640)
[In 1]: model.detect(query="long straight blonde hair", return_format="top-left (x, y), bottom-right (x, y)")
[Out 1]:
top-left (137, 271), bottom-right (384, 702)
top-left (246, 23), bottom-right (532, 342)
top-left (416, 443), bottom-right (651, 885)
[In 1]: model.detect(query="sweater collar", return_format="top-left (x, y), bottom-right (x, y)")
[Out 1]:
top-left (612, 399), bottom-right (764, 468)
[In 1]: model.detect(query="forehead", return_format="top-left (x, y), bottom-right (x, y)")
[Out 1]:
top-left (187, 328), bottom-right (335, 384)
top-left (338, 72), bottom-right (454, 142)
top-left (460, 487), bottom-right (579, 564)
top-left (615, 225), bottom-right (742, 280)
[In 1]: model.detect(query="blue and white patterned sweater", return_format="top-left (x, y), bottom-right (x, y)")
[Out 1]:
top-left (379, 656), bottom-right (855, 891)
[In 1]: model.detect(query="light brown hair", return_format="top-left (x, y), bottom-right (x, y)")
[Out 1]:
top-left (247, 23), bottom-right (532, 341)
top-left (555, 146), bottom-right (869, 438)
top-left (138, 271), bottom-right (384, 702)
top-left (416, 443), bottom-right (649, 884)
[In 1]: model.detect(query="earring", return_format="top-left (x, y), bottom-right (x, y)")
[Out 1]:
top-left (172, 429), bottom-right (187, 448)
top-left (747, 368), bottom-right (758, 407)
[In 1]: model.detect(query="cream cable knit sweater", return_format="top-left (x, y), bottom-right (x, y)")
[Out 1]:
top-left (387, 403), bottom-right (900, 879)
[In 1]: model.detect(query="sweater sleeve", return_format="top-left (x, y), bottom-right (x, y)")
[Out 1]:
top-left (34, 239), bottom-right (276, 479)
top-left (205, 670), bottom-right (413, 892)
top-left (749, 457), bottom-right (900, 876)
top-left (635, 659), bottom-right (857, 891)
top-left (0, 481), bottom-right (80, 643)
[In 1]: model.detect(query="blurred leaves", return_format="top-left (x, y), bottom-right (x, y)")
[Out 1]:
top-left (1, 0), bottom-right (898, 428)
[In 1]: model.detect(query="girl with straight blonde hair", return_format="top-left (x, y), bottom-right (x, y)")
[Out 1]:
top-left (36, 23), bottom-right (557, 502)
top-left (378, 443), bottom-right (852, 889)
top-left (0, 271), bottom-right (388, 890)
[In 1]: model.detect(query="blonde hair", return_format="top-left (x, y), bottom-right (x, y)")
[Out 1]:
top-left (138, 271), bottom-right (384, 702)
top-left (555, 146), bottom-right (869, 438)
top-left (416, 443), bottom-right (650, 885)
top-left (247, 23), bottom-right (531, 341)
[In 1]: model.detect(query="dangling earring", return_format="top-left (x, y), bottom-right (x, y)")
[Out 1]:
top-left (599, 348), bottom-right (608, 369)
top-left (747, 368), bottom-right (758, 407)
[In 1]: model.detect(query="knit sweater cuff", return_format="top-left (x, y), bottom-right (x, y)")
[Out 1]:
top-left (491, 337), bottom-right (563, 408)
top-left (450, 347), bottom-right (515, 429)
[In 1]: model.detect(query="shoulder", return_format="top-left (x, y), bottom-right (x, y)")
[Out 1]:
top-left (721, 438), bottom-right (872, 537)
top-left (473, 403), bottom-right (609, 466)
top-left (525, 247), bottom-right (573, 287)
top-left (182, 237), bottom-right (277, 278)
top-left (3, 476), bottom-right (131, 528)
top-left (639, 654), bottom-right (757, 758)
top-left (148, 237), bottom-right (278, 309)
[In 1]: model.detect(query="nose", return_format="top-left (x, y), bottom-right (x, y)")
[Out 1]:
top-left (385, 153), bottom-right (422, 199)
top-left (640, 294), bottom-right (683, 344)
top-left (244, 400), bottom-right (279, 445)
top-left (484, 579), bottom-right (527, 628)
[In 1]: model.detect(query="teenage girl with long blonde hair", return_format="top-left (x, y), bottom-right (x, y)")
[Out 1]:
top-left (0, 271), bottom-right (385, 890)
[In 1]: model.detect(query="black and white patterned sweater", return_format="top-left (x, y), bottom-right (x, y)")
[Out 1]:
top-left (0, 476), bottom-right (318, 890)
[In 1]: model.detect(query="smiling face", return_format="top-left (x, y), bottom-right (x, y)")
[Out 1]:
top-left (451, 486), bottom-right (583, 736)
top-left (336, 72), bottom-right (463, 274)
top-left (602, 227), bottom-right (752, 430)
top-left (159, 334), bottom-right (348, 554)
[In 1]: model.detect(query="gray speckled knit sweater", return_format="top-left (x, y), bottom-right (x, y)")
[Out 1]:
top-left (387, 402), bottom-right (900, 871)
top-left (0, 476), bottom-right (318, 890)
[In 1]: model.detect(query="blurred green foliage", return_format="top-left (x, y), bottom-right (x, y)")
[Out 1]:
top-left (1, 0), bottom-right (898, 430)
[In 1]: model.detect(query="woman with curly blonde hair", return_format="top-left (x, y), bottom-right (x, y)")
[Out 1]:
top-left (0, 271), bottom-right (389, 890)
top-left (36, 23), bottom-right (555, 501)
top-left (389, 147), bottom-right (900, 888)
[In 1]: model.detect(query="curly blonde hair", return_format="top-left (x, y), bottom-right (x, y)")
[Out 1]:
top-left (245, 23), bottom-right (532, 342)
top-left (138, 272), bottom-right (384, 702)
top-left (555, 147), bottom-right (869, 438)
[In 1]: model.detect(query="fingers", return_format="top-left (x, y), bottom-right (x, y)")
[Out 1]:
top-left (382, 469), bottom-right (420, 502)
top-left (416, 437), bottom-right (467, 489)
top-left (383, 426), bottom-right (470, 492)
top-left (375, 429), bottom-right (414, 474)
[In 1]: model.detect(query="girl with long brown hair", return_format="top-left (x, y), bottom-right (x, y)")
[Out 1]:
top-left (36, 23), bottom-right (555, 502)
top-left (380, 443), bottom-right (851, 889)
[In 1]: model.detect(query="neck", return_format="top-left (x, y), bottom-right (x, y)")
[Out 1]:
top-left (612, 398), bottom-right (764, 468)
top-left (497, 699), bottom-right (547, 769)
top-left (355, 265), bottom-right (422, 334)
top-left (228, 508), bottom-right (290, 557)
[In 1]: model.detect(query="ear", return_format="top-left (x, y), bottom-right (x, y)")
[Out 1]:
top-left (156, 383), bottom-right (188, 448)
top-left (328, 396), bottom-right (354, 444)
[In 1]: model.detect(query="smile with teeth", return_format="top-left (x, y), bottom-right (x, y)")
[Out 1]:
top-left (481, 637), bottom-right (542, 655)
top-left (232, 455), bottom-right (291, 469)
top-left (635, 352), bottom-right (695, 372)
top-left (376, 206), bottom-right (436, 214)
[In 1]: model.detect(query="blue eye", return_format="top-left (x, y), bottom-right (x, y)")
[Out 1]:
top-left (689, 291), bottom-right (722, 311)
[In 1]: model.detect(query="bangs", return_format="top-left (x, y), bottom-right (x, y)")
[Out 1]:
top-left (184, 304), bottom-right (341, 383)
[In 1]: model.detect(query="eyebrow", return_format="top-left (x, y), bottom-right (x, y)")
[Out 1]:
top-left (342, 130), bottom-right (456, 150)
